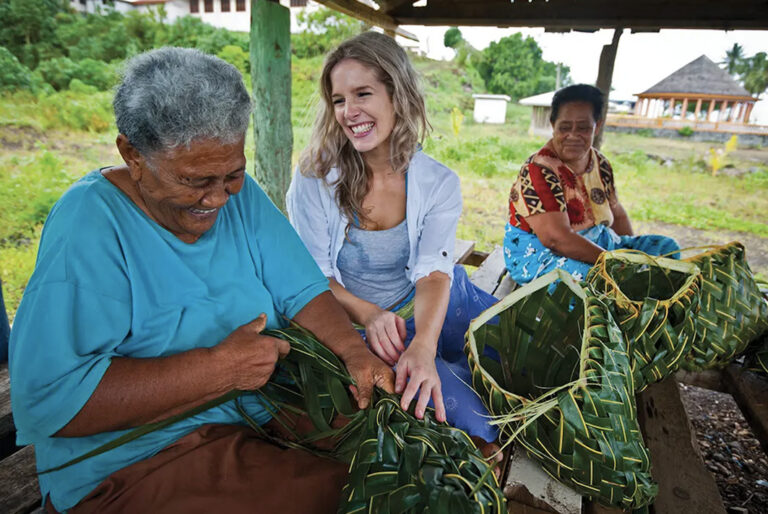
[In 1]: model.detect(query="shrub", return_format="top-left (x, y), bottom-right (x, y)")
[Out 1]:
top-left (636, 128), bottom-right (654, 137)
top-left (0, 46), bottom-right (33, 91)
top-left (36, 57), bottom-right (78, 90)
top-left (677, 126), bottom-right (694, 137)
top-left (72, 58), bottom-right (118, 90)
top-left (218, 44), bottom-right (249, 75)
top-left (38, 89), bottom-right (113, 132)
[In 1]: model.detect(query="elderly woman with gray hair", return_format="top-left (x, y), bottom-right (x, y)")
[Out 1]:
top-left (9, 47), bottom-right (393, 513)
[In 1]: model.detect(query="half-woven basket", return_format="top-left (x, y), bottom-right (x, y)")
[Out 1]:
top-left (586, 251), bottom-right (702, 391)
top-left (466, 269), bottom-right (657, 510)
top-left (678, 242), bottom-right (768, 371)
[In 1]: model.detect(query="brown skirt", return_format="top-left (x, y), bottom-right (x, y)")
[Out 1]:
top-left (54, 424), bottom-right (348, 514)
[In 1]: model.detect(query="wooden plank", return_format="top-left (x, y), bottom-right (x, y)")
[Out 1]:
top-left (469, 246), bottom-right (505, 294)
top-left (674, 369), bottom-right (725, 393)
top-left (313, 0), bottom-right (418, 40)
top-left (251, 0), bottom-right (292, 213)
top-left (0, 445), bottom-right (40, 514)
top-left (636, 379), bottom-right (726, 514)
top-left (453, 239), bottom-right (475, 265)
top-left (493, 274), bottom-right (517, 300)
top-left (722, 365), bottom-right (768, 455)
top-left (0, 364), bottom-right (11, 440)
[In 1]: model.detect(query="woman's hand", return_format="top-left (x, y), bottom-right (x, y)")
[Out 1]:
top-left (395, 341), bottom-right (446, 422)
top-left (342, 345), bottom-right (396, 409)
top-left (363, 308), bottom-right (407, 366)
top-left (212, 314), bottom-right (291, 391)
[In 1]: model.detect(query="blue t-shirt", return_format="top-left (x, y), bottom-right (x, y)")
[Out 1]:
top-left (9, 170), bottom-right (329, 511)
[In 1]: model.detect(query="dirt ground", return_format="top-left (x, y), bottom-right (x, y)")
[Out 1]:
top-left (679, 383), bottom-right (768, 513)
top-left (634, 220), bottom-right (768, 278)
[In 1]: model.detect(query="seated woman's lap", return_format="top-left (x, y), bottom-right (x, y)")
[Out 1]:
top-left (65, 424), bottom-right (347, 514)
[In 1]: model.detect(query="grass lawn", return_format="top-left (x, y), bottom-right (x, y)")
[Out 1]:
top-left (1, 97), bottom-right (767, 319)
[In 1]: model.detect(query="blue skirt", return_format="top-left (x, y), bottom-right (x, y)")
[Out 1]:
top-left (503, 223), bottom-right (680, 286)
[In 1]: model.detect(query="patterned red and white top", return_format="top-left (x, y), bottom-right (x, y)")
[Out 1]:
top-left (508, 140), bottom-right (618, 233)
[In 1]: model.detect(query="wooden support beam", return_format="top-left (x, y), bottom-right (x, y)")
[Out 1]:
top-left (719, 101), bottom-right (729, 122)
top-left (722, 365), bottom-right (768, 455)
top-left (314, 0), bottom-right (418, 40)
top-left (0, 446), bottom-right (40, 514)
top-left (681, 98), bottom-right (689, 119)
top-left (594, 28), bottom-right (622, 149)
top-left (636, 380), bottom-right (726, 514)
top-left (706, 98), bottom-right (716, 122)
top-left (453, 239), bottom-right (475, 265)
top-left (744, 102), bottom-right (755, 123)
top-left (251, 0), bottom-right (292, 213)
top-left (694, 98), bottom-right (702, 119)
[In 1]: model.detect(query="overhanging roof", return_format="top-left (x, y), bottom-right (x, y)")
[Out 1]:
top-left (315, 0), bottom-right (768, 32)
top-left (640, 55), bottom-right (753, 98)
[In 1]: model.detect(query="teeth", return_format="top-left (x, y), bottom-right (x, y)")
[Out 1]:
top-left (189, 208), bottom-right (216, 214)
top-left (351, 122), bottom-right (374, 134)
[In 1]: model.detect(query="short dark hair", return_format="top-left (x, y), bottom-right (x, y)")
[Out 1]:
top-left (550, 84), bottom-right (604, 124)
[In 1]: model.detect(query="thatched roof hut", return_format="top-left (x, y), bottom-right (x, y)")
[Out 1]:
top-left (635, 55), bottom-right (757, 124)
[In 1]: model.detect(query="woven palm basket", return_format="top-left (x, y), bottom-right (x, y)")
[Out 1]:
top-left (678, 242), bottom-right (768, 371)
top-left (586, 251), bottom-right (702, 391)
top-left (466, 270), bottom-right (657, 510)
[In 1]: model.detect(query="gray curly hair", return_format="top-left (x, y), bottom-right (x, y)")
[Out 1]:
top-left (114, 47), bottom-right (252, 157)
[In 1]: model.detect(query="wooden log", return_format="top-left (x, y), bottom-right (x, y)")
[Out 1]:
top-left (468, 246), bottom-right (505, 294)
top-left (722, 365), bottom-right (768, 455)
top-left (594, 28), bottom-right (623, 149)
top-left (493, 275), bottom-right (517, 300)
top-left (0, 363), bottom-right (16, 459)
top-left (0, 445), bottom-right (40, 514)
top-left (453, 239), bottom-right (475, 265)
top-left (674, 369), bottom-right (725, 393)
top-left (250, 0), bottom-right (292, 213)
top-left (313, 0), bottom-right (418, 40)
top-left (636, 379), bottom-right (726, 514)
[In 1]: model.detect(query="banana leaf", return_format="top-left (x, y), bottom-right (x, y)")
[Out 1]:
top-left (586, 251), bottom-right (702, 390)
top-left (466, 269), bottom-right (657, 510)
top-left (679, 243), bottom-right (768, 371)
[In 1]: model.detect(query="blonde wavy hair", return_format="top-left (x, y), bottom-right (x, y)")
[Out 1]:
top-left (299, 31), bottom-right (430, 226)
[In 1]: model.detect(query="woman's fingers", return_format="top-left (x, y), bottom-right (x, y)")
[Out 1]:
top-left (382, 319), bottom-right (405, 354)
top-left (367, 329), bottom-right (399, 365)
top-left (395, 316), bottom-right (407, 349)
top-left (431, 384), bottom-right (446, 423)
top-left (414, 381), bottom-right (432, 419)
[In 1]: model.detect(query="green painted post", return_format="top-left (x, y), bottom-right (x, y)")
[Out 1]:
top-left (250, 0), bottom-right (292, 213)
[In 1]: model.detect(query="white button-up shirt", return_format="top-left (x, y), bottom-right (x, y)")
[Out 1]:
top-left (286, 151), bottom-right (462, 285)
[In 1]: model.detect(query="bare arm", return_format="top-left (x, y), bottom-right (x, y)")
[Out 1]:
top-left (328, 278), bottom-right (407, 366)
top-left (56, 314), bottom-right (289, 437)
top-left (525, 211), bottom-right (604, 264)
top-left (396, 271), bottom-right (450, 421)
top-left (610, 200), bottom-right (634, 236)
top-left (292, 291), bottom-right (395, 408)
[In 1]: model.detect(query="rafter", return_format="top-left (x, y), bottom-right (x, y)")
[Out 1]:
top-left (314, 0), bottom-right (418, 41)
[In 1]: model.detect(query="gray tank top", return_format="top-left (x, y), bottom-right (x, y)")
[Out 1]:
top-left (336, 219), bottom-right (413, 309)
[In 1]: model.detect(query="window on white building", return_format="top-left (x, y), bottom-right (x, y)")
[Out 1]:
top-left (221, 0), bottom-right (230, 12)
top-left (189, 0), bottom-right (199, 13)
top-left (204, 0), bottom-right (213, 12)
top-left (236, 0), bottom-right (245, 11)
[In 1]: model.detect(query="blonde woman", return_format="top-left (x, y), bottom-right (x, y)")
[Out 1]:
top-left (287, 31), bottom-right (500, 456)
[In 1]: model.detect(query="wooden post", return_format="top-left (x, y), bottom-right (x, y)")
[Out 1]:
top-left (681, 98), bottom-right (689, 119)
top-left (251, 0), bottom-right (292, 213)
top-left (729, 102), bottom-right (740, 122)
top-left (669, 98), bottom-right (676, 117)
top-left (694, 98), bottom-right (702, 119)
top-left (634, 98), bottom-right (643, 116)
top-left (594, 27), bottom-right (622, 149)
top-left (706, 98), bottom-right (715, 122)
top-left (719, 100), bottom-right (729, 121)
top-left (744, 102), bottom-right (755, 123)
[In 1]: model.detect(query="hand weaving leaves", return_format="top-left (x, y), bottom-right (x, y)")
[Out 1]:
top-left (241, 326), bottom-right (505, 514)
top-left (465, 270), bottom-right (657, 510)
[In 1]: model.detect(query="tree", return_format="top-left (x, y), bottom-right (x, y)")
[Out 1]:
top-left (0, 0), bottom-right (65, 68)
top-left (443, 27), bottom-right (462, 49)
top-left (291, 7), bottom-right (368, 58)
top-left (475, 33), bottom-right (570, 99)
top-left (740, 52), bottom-right (768, 97)
top-left (722, 43), bottom-right (745, 76)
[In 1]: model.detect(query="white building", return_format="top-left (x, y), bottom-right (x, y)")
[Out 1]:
top-left (67, 0), bottom-right (303, 33)
top-left (472, 94), bottom-right (512, 124)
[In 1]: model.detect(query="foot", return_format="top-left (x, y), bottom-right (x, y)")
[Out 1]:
top-left (471, 436), bottom-right (504, 479)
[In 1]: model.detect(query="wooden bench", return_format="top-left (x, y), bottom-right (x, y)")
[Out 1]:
top-left (1, 241), bottom-right (764, 514)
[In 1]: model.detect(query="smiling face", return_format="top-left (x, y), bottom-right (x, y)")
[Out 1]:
top-left (120, 136), bottom-right (247, 243)
top-left (330, 58), bottom-right (396, 159)
top-left (551, 101), bottom-right (601, 167)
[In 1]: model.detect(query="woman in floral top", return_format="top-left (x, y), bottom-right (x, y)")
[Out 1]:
top-left (504, 84), bottom-right (679, 284)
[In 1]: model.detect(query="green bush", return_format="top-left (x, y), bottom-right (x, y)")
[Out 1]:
top-left (636, 128), bottom-right (654, 137)
top-left (38, 89), bottom-right (113, 132)
top-left (677, 126), bottom-right (694, 137)
top-left (218, 44), bottom-right (249, 75)
top-left (0, 46), bottom-right (33, 91)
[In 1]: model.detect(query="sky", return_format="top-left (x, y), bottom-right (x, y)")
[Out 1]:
top-left (394, 26), bottom-right (768, 123)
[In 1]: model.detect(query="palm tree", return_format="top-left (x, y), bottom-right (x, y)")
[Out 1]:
top-left (742, 52), bottom-right (768, 97)
top-left (722, 43), bottom-right (745, 75)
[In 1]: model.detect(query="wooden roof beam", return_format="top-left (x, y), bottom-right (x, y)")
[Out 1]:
top-left (389, 1), bottom-right (768, 30)
top-left (375, 0), bottom-right (413, 14)
top-left (314, 0), bottom-right (419, 41)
